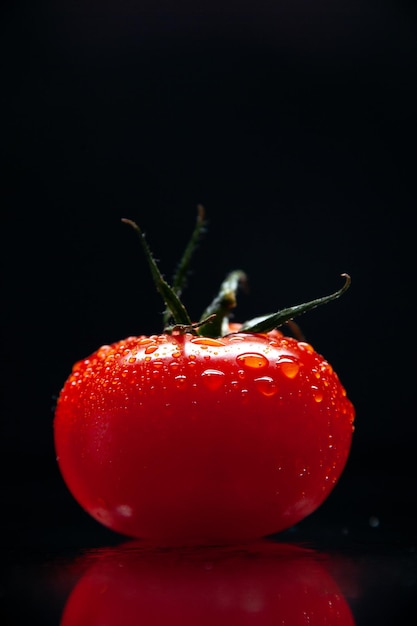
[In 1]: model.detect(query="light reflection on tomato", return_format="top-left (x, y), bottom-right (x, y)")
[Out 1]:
top-left (60, 540), bottom-right (356, 626)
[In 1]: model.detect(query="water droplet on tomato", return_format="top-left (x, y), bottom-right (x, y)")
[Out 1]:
top-left (190, 337), bottom-right (226, 347)
top-left (236, 353), bottom-right (269, 369)
top-left (277, 357), bottom-right (300, 379)
top-left (138, 337), bottom-right (154, 346)
top-left (299, 342), bottom-right (315, 354)
top-left (201, 369), bottom-right (225, 390)
top-left (144, 344), bottom-right (158, 354)
top-left (174, 375), bottom-right (187, 389)
top-left (254, 376), bottom-right (278, 397)
top-left (320, 361), bottom-right (334, 375)
top-left (311, 386), bottom-right (324, 403)
top-left (228, 334), bottom-right (246, 342)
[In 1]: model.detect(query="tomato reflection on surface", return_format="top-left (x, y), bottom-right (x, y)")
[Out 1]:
top-left (59, 540), bottom-right (356, 626)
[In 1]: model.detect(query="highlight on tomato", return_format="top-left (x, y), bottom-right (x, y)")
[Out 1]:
top-left (54, 206), bottom-right (355, 546)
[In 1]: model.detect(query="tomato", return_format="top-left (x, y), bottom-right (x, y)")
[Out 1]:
top-left (53, 209), bottom-right (355, 546)
top-left (60, 541), bottom-right (355, 626)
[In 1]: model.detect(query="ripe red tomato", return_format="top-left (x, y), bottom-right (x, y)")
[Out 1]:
top-left (54, 210), bottom-right (355, 545)
top-left (54, 325), bottom-right (354, 545)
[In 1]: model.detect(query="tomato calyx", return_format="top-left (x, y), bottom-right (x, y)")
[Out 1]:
top-left (122, 208), bottom-right (351, 339)
top-left (165, 313), bottom-right (217, 335)
top-left (121, 217), bottom-right (194, 329)
top-left (197, 270), bottom-right (248, 336)
top-left (239, 273), bottom-right (351, 334)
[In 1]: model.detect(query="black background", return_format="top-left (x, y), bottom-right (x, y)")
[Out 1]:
top-left (1, 0), bottom-right (416, 550)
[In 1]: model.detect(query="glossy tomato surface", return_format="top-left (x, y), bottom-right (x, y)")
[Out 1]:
top-left (54, 329), bottom-right (355, 545)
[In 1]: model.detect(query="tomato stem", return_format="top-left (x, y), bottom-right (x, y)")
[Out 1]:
top-left (238, 274), bottom-right (351, 334)
top-left (162, 205), bottom-right (207, 327)
top-left (121, 218), bottom-right (193, 329)
top-left (122, 211), bottom-right (351, 340)
top-left (198, 270), bottom-right (247, 337)
top-left (165, 314), bottom-right (217, 335)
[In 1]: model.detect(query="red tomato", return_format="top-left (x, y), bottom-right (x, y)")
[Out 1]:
top-left (60, 541), bottom-right (356, 626)
top-left (54, 325), bottom-right (354, 545)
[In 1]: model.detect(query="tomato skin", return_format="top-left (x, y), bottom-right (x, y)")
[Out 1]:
top-left (54, 330), bottom-right (354, 546)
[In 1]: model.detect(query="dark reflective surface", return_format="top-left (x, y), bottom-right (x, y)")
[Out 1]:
top-left (2, 511), bottom-right (416, 626)
top-left (58, 541), bottom-right (355, 626)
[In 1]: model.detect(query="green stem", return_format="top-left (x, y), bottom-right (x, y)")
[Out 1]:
top-left (238, 274), bottom-right (351, 334)
top-left (162, 204), bottom-right (207, 327)
top-left (198, 270), bottom-right (247, 337)
top-left (121, 218), bottom-right (193, 329)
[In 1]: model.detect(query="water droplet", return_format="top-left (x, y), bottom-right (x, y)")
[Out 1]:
top-left (169, 361), bottom-right (180, 371)
top-left (238, 369), bottom-right (246, 379)
top-left (174, 375), bottom-right (187, 389)
top-left (139, 337), bottom-right (154, 346)
top-left (240, 389), bottom-right (249, 403)
top-left (236, 353), bottom-right (269, 369)
top-left (190, 337), bottom-right (226, 347)
top-left (128, 357), bottom-right (136, 364)
top-left (298, 342), bottom-right (315, 354)
top-left (97, 345), bottom-right (111, 357)
top-left (201, 369), bottom-right (225, 390)
top-left (145, 344), bottom-right (158, 355)
top-left (254, 376), bottom-right (278, 397)
top-left (311, 386), bottom-right (324, 403)
top-left (277, 357), bottom-right (300, 379)
top-left (228, 334), bottom-right (246, 342)
top-left (320, 361), bottom-right (334, 375)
